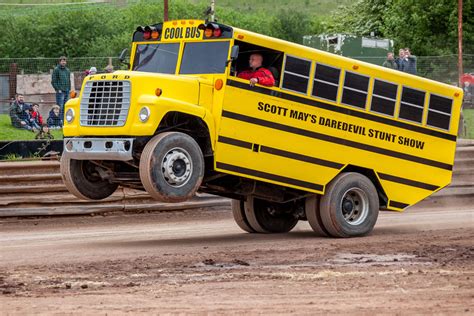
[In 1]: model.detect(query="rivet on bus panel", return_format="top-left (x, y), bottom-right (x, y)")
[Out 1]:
top-left (215, 79), bottom-right (224, 90)
top-left (352, 65), bottom-right (359, 70)
top-left (238, 35), bottom-right (244, 40)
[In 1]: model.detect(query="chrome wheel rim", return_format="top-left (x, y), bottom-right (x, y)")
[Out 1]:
top-left (161, 147), bottom-right (192, 187)
top-left (340, 187), bottom-right (369, 226)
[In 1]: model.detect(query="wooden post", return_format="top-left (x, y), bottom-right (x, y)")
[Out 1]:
top-left (458, 0), bottom-right (463, 87)
top-left (164, 0), bottom-right (169, 21)
top-left (9, 63), bottom-right (18, 100)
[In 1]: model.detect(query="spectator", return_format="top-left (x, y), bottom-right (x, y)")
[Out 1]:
top-left (105, 64), bottom-right (114, 73)
top-left (89, 66), bottom-right (97, 75)
top-left (51, 56), bottom-right (72, 120)
top-left (401, 48), bottom-right (417, 75)
top-left (47, 104), bottom-right (63, 129)
top-left (30, 103), bottom-right (43, 130)
top-left (382, 52), bottom-right (398, 70)
top-left (21, 105), bottom-right (39, 132)
top-left (237, 53), bottom-right (275, 87)
top-left (395, 48), bottom-right (405, 70)
top-left (9, 94), bottom-right (30, 129)
top-left (35, 124), bottom-right (54, 140)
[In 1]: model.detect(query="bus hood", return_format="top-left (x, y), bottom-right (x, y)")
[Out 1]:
top-left (83, 71), bottom-right (201, 106)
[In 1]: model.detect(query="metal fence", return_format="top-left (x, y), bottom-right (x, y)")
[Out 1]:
top-left (0, 54), bottom-right (472, 110)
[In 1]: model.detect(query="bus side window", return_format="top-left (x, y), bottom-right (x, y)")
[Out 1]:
top-left (282, 55), bottom-right (311, 94)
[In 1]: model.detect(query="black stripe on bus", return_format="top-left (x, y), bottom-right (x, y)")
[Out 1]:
top-left (218, 136), bottom-right (343, 170)
top-left (226, 79), bottom-right (457, 142)
top-left (378, 173), bottom-right (439, 191)
top-left (218, 136), bottom-right (440, 192)
top-left (218, 136), bottom-right (253, 150)
top-left (389, 201), bottom-right (410, 209)
top-left (216, 162), bottom-right (324, 191)
top-left (222, 110), bottom-right (453, 171)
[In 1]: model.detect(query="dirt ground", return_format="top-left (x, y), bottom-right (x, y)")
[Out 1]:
top-left (0, 204), bottom-right (473, 315)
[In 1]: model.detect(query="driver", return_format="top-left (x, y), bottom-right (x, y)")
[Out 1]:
top-left (238, 53), bottom-right (275, 87)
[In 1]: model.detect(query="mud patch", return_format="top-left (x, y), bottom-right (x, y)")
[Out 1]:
top-left (329, 253), bottom-right (427, 266)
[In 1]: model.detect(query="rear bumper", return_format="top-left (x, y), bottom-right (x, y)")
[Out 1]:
top-left (63, 138), bottom-right (134, 161)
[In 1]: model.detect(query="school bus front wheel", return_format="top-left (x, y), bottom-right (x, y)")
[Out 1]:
top-left (139, 132), bottom-right (205, 203)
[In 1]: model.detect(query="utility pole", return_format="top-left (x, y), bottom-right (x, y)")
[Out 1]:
top-left (210, 0), bottom-right (215, 22)
top-left (164, 0), bottom-right (169, 22)
top-left (458, 0), bottom-right (463, 87)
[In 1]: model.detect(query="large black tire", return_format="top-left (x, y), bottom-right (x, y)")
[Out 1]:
top-left (60, 155), bottom-right (119, 200)
top-left (139, 132), bottom-right (204, 202)
top-left (231, 199), bottom-right (256, 233)
top-left (319, 172), bottom-right (379, 238)
top-left (305, 195), bottom-right (329, 237)
top-left (244, 196), bottom-right (299, 233)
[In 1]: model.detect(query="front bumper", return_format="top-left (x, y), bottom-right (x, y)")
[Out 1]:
top-left (63, 138), bottom-right (134, 161)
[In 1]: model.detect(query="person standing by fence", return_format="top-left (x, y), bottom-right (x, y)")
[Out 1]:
top-left (382, 52), bottom-right (398, 70)
top-left (401, 48), bottom-right (417, 75)
top-left (51, 56), bottom-right (71, 122)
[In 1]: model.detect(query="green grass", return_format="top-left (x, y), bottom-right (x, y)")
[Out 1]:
top-left (0, 114), bottom-right (63, 141)
top-left (463, 109), bottom-right (474, 139)
top-left (190, 0), bottom-right (351, 16)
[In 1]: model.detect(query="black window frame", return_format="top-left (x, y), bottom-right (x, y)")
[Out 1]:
top-left (426, 93), bottom-right (453, 131)
top-left (398, 86), bottom-right (426, 124)
top-left (311, 62), bottom-right (341, 103)
top-left (341, 71), bottom-right (370, 109)
top-left (369, 78), bottom-right (399, 117)
top-left (281, 54), bottom-right (312, 95)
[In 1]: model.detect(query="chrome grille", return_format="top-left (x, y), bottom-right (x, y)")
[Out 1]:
top-left (80, 80), bottom-right (131, 126)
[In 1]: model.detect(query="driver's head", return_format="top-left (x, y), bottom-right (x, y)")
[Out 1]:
top-left (249, 53), bottom-right (263, 70)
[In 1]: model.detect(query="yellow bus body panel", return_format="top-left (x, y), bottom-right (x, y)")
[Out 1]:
top-left (64, 20), bottom-right (462, 212)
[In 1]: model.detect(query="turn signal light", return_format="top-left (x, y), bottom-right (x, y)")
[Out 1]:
top-left (137, 25), bottom-right (159, 40)
top-left (199, 23), bottom-right (222, 38)
top-left (215, 79), bottom-right (223, 90)
top-left (155, 88), bottom-right (162, 96)
top-left (70, 90), bottom-right (77, 98)
top-left (204, 28), bottom-right (213, 38)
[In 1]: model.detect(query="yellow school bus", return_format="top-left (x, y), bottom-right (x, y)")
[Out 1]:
top-left (61, 19), bottom-right (463, 237)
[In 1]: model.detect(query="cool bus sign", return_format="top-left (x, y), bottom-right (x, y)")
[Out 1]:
top-left (161, 20), bottom-right (204, 41)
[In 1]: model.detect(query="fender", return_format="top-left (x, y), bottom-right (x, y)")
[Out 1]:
top-left (136, 95), bottom-right (216, 150)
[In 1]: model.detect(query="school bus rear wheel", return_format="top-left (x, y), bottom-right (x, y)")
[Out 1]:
top-left (231, 199), bottom-right (257, 233)
top-left (60, 155), bottom-right (119, 200)
top-left (318, 172), bottom-right (379, 238)
top-left (139, 132), bottom-right (204, 202)
top-left (243, 196), bottom-right (299, 233)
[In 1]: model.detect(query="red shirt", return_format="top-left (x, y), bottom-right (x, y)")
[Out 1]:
top-left (238, 67), bottom-right (275, 87)
top-left (31, 111), bottom-right (43, 125)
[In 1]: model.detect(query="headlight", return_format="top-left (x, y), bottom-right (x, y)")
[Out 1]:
top-left (139, 106), bottom-right (150, 122)
top-left (65, 108), bottom-right (75, 123)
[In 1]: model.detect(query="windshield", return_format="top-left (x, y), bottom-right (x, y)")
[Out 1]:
top-left (133, 43), bottom-right (179, 74)
top-left (179, 41), bottom-right (230, 74)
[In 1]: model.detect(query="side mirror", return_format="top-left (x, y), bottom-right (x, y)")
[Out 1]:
top-left (230, 45), bottom-right (239, 60)
top-left (119, 48), bottom-right (131, 69)
top-left (227, 45), bottom-right (239, 65)
top-left (119, 48), bottom-right (128, 62)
